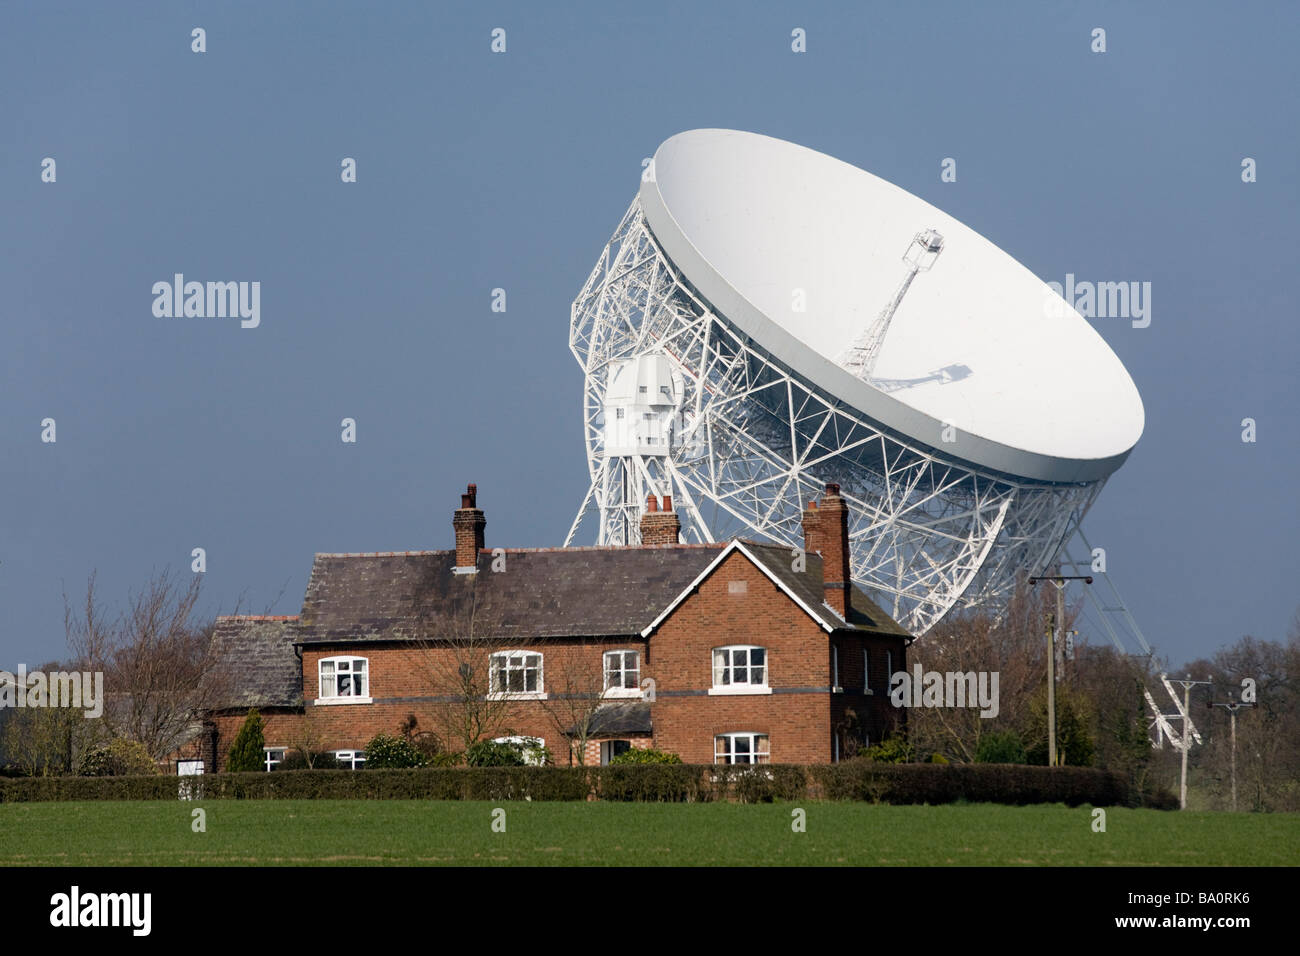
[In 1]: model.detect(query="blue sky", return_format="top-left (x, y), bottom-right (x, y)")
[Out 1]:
top-left (2, 0), bottom-right (1296, 668)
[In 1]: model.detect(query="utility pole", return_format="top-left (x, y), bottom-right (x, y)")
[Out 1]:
top-left (1208, 691), bottom-right (1256, 812)
top-left (1167, 675), bottom-right (1212, 809)
top-left (1029, 574), bottom-right (1091, 767)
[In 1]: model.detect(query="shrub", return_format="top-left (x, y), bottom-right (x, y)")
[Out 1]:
top-left (363, 733), bottom-right (428, 769)
top-left (465, 740), bottom-right (526, 767)
top-left (226, 709), bottom-right (266, 773)
top-left (278, 750), bottom-right (339, 771)
top-left (78, 738), bottom-right (159, 777)
top-left (607, 747), bottom-right (682, 765)
top-left (860, 733), bottom-right (914, 764)
top-left (975, 730), bottom-right (1028, 765)
top-left (428, 750), bottom-right (464, 767)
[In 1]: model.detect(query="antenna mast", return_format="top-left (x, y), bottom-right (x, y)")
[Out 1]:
top-left (839, 228), bottom-right (944, 381)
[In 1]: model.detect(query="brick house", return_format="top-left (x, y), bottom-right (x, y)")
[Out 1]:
top-left (179, 483), bottom-right (910, 772)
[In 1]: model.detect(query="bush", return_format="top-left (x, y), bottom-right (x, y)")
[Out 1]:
top-left (975, 730), bottom-right (1028, 765)
top-left (226, 709), bottom-right (266, 773)
top-left (860, 733), bottom-right (914, 764)
top-left (363, 733), bottom-right (428, 769)
top-left (607, 747), bottom-right (682, 765)
top-left (78, 738), bottom-right (159, 777)
top-left (428, 750), bottom-right (464, 767)
top-left (465, 740), bottom-right (526, 767)
top-left (278, 750), bottom-right (339, 771)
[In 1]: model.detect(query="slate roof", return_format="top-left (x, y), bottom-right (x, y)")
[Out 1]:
top-left (208, 616), bottom-right (302, 710)
top-left (294, 542), bottom-right (910, 645)
top-left (296, 546), bottom-right (728, 644)
top-left (742, 543), bottom-right (913, 638)
top-left (575, 701), bottom-right (653, 736)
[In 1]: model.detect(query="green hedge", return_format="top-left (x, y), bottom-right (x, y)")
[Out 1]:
top-left (0, 763), bottom-right (1166, 807)
top-left (808, 762), bottom-right (1134, 807)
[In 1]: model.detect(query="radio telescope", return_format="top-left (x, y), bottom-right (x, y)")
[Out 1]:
top-left (564, 129), bottom-right (1144, 636)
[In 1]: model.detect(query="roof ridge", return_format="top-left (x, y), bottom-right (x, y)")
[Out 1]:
top-left (215, 615), bottom-right (300, 622)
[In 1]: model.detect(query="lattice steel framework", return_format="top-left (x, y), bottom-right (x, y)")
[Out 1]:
top-left (565, 199), bottom-right (1104, 635)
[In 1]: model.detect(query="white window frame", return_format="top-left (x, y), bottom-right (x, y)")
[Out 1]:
top-left (316, 655), bottom-right (371, 704)
top-left (488, 650), bottom-right (546, 699)
top-left (709, 645), bottom-right (772, 695)
top-left (864, 648), bottom-right (873, 695)
top-left (333, 750), bottom-right (366, 770)
top-left (493, 736), bottom-right (547, 766)
top-left (714, 732), bottom-right (771, 765)
top-left (602, 650), bottom-right (642, 698)
top-left (832, 644), bottom-right (842, 693)
top-left (263, 747), bottom-right (286, 772)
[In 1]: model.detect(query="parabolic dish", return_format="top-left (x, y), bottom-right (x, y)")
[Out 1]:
top-left (638, 129), bottom-right (1144, 483)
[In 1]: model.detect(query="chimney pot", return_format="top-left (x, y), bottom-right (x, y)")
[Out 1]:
top-left (662, 494), bottom-right (672, 512)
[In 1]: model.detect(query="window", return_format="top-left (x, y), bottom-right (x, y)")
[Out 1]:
top-left (643, 412), bottom-right (653, 420)
top-left (334, 750), bottom-right (366, 770)
top-left (659, 385), bottom-right (671, 396)
top-left (832, 644), bottom-right (841, 691)
top-left (493, 736), bottom-right (547, 766)
top-left (603, 650), bottom-right (641, 696)
top-left (615, 408), bottom-right (624, 419)
top-left (638, 385), bottom-right (647, 393)
top-left (886, 650), bottom-right (893, 689)
top-left (263, 747), bottom-right (286, 772)
top-left (864, 649), bottom-right (872, 694)
top-left (714, 733), bottom-right (770, 765)
top-left (600, 740), bottom-right (632, 765)
top-left (489, 651), bottom-right (544, 697)
top-left (710, 645), bottom-right (770, 694)
top-left (318, 656), bottom-right (369, 702)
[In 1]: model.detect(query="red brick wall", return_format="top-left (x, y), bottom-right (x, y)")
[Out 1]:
top-left (646, 549), bottom-right (833, 764)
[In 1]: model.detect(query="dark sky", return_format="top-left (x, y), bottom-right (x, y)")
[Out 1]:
top-left (2, 0), bottom-right (1296, 669)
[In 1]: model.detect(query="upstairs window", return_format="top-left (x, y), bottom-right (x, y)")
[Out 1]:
top-left (319, 657), bottom-right (368, 701)
top-left (490, 651), bottom-right (544, 697)
top-left (603, 650), bottom-right (641, 695)
top-left (712, 645), bottom-right (767, 690)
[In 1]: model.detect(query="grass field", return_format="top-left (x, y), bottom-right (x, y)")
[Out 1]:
top-left (1, 800), bottom-right (1296, 866)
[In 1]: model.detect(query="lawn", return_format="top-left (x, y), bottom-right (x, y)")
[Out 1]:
top-left (0, 800), bottom-right (1294, 866)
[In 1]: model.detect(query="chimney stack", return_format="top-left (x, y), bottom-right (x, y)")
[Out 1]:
top-left (453, 483), bottom-right (486, 571)
top-left (640, 494), bottom-right (681, 546)
top-left (802, 483), bottom-right (851, 617)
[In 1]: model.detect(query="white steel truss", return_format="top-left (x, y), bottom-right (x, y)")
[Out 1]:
top-left (566, 199), bottom-right (1104, 635)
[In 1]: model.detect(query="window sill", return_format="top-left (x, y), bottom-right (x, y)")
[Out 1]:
top-left (707, 686), bottom-right (773, 696)
top-left (601, 688), bottom-right (644, 700)
top-left (486, 692), bottom-right (548, 701)
top-left (314, 696), bottom-right (373, 706)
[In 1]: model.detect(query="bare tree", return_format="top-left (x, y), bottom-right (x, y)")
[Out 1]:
top-left (415, 575), bottom-right (524, 754)
top-left (904, 581), bottom-right (1061, 761)
top-left (66, 569), bottom-right (231, 760)
top-left (537, 641), bottom-right (613, 766)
